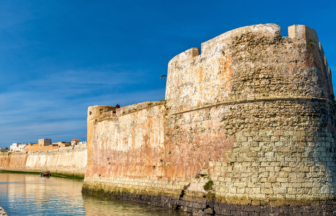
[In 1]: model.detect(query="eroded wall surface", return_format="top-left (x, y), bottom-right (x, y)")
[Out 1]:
top-left (84, 102), bottom-right (171, 194)
top-left (0, 144), bottom-right (87, 177)
top-left (83, 24), bottom-right (336, 214)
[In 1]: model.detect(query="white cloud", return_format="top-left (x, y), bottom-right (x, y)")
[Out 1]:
top-left (0, 69), bottom-right (165, 147)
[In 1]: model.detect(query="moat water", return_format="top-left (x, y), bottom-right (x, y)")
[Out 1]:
top-left (0, 173), bottom-right (190, 216)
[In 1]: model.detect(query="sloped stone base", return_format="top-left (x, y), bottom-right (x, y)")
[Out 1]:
top-left (82, 184), bottom-right (336, 215)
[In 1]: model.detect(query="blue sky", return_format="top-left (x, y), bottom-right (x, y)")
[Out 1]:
top-left (0, 0), bottom-right (335, 147)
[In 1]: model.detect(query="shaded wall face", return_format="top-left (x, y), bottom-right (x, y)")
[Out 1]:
top-left (86, 105), bottom-right (166, 179)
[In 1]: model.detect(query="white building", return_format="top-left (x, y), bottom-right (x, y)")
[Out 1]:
top-left (71, 138), bottom-right (80, 146)
top-left (18, 144), bottom-right (26, 151)
top-left (9, 143), bottom-right (27, 151)
top-left (10, 143), bottom-right (21, 151)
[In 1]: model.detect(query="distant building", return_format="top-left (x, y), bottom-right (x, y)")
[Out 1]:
top-left (18, 144), bottom-right (26, 151)
top-left (26, 139), bottom-right (58, 151)
top-left (71, 138), bottom-right (80, 146)
top-left (25, 139), bottom-right (72, 151)
top-left (52, 141), bottom-right (70, 148)
top-left (38, 139), bottom-right (52, 147)
top-left (10, 143), bottom-right (21, 151)
top-left (0, 148), bottom-right (8, 152)
top-left (9, 143), bottom-right (27, 152)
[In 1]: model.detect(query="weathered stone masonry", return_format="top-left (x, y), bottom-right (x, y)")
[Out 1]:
top-left (82, 24), bottom-right (336, 215)
top-left (0, 144), bottom-right (87, 178)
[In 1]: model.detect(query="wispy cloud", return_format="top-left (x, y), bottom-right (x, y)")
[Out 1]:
top-left (0, 69), bottom-right (165, 147)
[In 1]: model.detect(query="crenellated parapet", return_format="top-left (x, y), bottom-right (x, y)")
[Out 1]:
top-left (88, 105), bottom-right (116, 122)
top-left (200, 24), bottom-right (281, 58)
top-left (288, 24), bottom-right (319, 42)
top-left (166, 24), bottom-right (334, 114)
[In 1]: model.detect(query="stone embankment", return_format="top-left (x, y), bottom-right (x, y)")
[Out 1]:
top-left (82, 24), bottom-right (336, 215)
top-left (0, 144), bottom-right (87, 178)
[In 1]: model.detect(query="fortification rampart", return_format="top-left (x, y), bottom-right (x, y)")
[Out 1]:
top-left (82, 24), bottom-right (336, 215)
top-left (0, 144), bottom-right (87, 178)
top-left (166, 24), bottom-right (333, 113)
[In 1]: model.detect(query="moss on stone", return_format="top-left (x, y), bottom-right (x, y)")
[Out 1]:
top-left (51, 173), bottom-right (84, 180)
top-left (0, 170), bottom-right (41, 175)
top-left (203, 180), bottom-right (213, 191)
top-left (82, 181), bottom-right (181, 200)
top-left (0, 169), bottom-right (84, 180)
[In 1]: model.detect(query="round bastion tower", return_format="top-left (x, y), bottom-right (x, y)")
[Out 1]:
top-left (84, 24), bottom-right (336, 215)
top-left (164, 24), bottom-right (336, 208)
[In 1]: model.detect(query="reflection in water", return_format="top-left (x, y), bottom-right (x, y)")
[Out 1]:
top-left (0, 173), bottom-right (190, 216)
top-left (0, 173), bottom-right (85, 215)
top-left (82, 195), bottom-right (190, 216)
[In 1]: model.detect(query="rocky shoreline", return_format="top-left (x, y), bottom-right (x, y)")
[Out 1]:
top-left (0, 206), bottom-right (7, 216)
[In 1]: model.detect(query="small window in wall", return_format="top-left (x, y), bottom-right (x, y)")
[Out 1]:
top-left (89, 111), bottom-right (92, 115)
top-left (100, 109), bottom-right (103, 114)
top-left (113, 111), bottom-right (116, 114)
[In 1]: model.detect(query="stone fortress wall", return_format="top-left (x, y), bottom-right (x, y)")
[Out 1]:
top-left (0, 144), bottom-right (87, 178)
top-left (83, 24), bottom-right (336, 215)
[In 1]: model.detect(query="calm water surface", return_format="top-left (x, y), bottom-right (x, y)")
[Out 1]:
top-left (0, 173), bottom-right (190, 216)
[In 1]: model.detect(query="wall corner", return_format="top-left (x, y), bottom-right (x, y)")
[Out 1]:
top-left (288, 25), bottom-right (319, 42)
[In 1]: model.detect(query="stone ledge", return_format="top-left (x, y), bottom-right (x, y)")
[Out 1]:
top-left (82, 182), bottom-right (336, 215)
top-left (169, 96), bottom-right (334, 116)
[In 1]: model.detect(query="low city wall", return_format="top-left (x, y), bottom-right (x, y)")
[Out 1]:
top-left (0, 144), bottom-right (87, 178)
